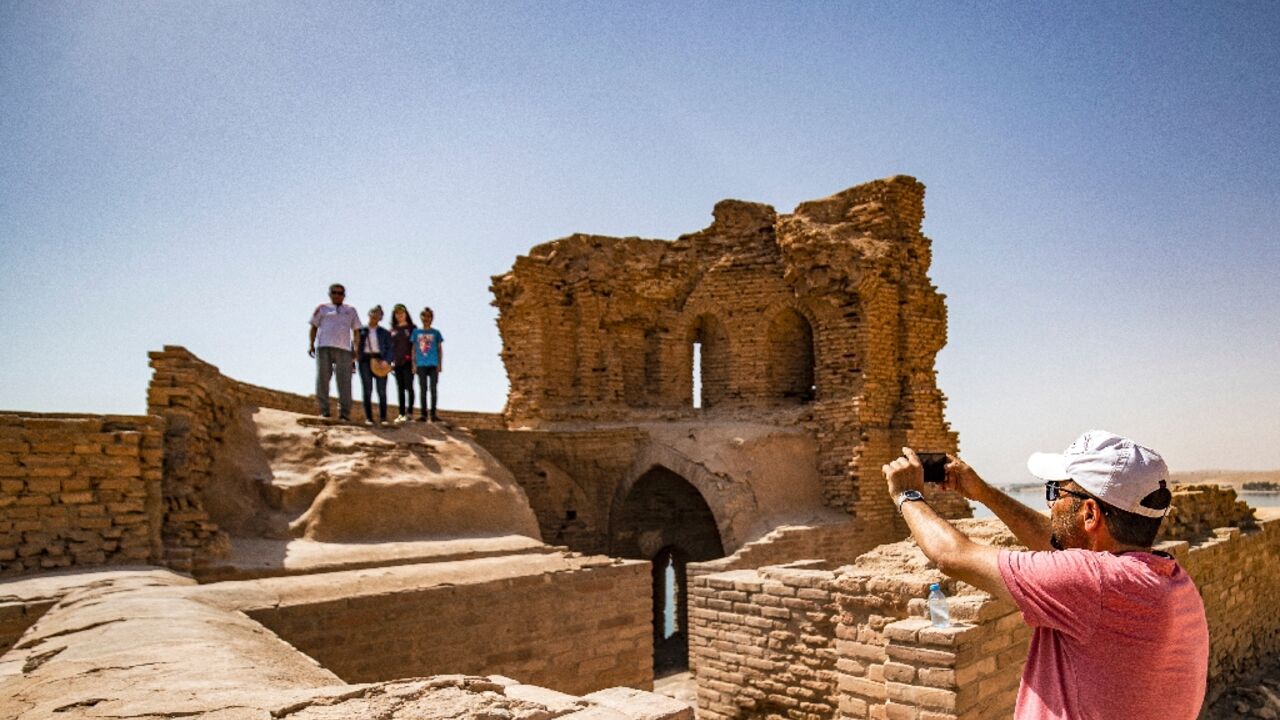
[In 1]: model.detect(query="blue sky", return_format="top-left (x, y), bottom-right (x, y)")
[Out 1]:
top-left (2, 2), bottom-right (1277, 484)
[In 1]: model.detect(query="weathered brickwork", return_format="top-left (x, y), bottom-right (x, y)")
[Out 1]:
top-left (690, 562), bottom-right (842, 719)
top-left (241, 557), bottom-right (653, 695)
top-left (0, 567), bottom-right (688, 720)
top-left (492, 176), bottom-right (968, 523)
top-left (146, 346), bottom-right (506, 571)
top-left (692, 501), bottom-right (1280, 719)
top-left (1159, 483), bottom-right (1257, 543)
top-left (473, 427), bottom-right (646, 554)
top-left (0, 412), bottom-right (163, 576)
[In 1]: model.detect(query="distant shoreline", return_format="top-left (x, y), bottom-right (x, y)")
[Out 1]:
top-left (995, 470), bottom-right (1280, 496)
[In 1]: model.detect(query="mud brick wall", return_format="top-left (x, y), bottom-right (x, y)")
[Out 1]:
top-left (691, 505), bottom-right (1280, 719)
top-left (1160, 484), bottom-right (1257, 542)
top-left (245, 559), bottom-right (653, 696)
top-left (491, 176), bottom-right (967, 522)
top-left (473, 427), bottom-right (645, 554)
top-left (690, 562), bottom-right (841, 720)
top-left (1176, 516), bottom-right (1280, 701)
top-left (0, 413), bottom-right (163, 577)
top-left (688, 522), bottom-right (881, 582)
top-left (146, 347), bottom-right (237, 570)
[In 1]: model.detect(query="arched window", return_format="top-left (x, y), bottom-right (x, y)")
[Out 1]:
top-left (768, 308), bottom-right (815, 402)
top-left (688, 314), bottom-right (730, 408)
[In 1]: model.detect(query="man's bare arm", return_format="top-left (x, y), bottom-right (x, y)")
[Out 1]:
top-left (945, 457), bottom-right (1053, 551)
top-left (969, 482), bottom-right (1054, 552)
top-left (900, 500), bottom-right (1013, 604)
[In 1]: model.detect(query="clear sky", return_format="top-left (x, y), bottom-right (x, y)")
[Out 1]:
top-left (2, 2), bottom-right (1277, 486)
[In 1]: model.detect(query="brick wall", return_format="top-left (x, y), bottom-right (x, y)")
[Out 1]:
top-left (689, 521), bottom-right (880, 580)
top-left (690, 562), bottom-right (841, 719)
top-left (691, 507), bottom-right (1280, 719)
top-left (146, 345), bottom-right (504, 571)
top-left (0, 412), bottom-right (164, 576)
top-left (473, 427), bottom-right (645, 554)
top-left (490, 176), bottom-right (969, 523)
top-left (241, 557), bottom-right (653, 695)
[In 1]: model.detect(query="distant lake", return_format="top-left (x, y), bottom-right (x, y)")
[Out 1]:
top-left (969, 486), bottom-right (1280, 520)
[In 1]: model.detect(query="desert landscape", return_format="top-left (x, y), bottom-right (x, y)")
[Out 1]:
top-left (3, 177), bottom-right (1278, 719)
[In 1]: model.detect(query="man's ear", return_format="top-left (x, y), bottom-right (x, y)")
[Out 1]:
top-left (1082, 499), bottom-right (1107, 532)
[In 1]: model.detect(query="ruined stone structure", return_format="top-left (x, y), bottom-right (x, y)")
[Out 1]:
top-left (2, 176), bottom-right (1277, 719)
top-left (491, 175), bottom-right (965, 526)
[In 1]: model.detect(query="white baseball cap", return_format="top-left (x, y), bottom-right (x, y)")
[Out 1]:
top-left (1027, 430), bottom-right (1170, 518)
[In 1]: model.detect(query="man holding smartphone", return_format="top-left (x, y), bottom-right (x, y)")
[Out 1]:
top-left (882, 431), bottom-right (1209, 720)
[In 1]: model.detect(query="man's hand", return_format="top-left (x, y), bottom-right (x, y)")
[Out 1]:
top-left (942, 455), bottom-right (990, 501)
top-left (883, 447), bottom-right (925, 499)
top-left (308, 346), bottom-right (316, 358)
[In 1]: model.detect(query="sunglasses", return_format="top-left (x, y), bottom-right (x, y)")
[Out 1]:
top-left (330, 290), bottom-right (345, 296)
top-left (1044, 481), bottom-right (1111, 515)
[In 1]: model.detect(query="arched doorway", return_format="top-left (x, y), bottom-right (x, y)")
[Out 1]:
top-left (612, 466), bottom-right (725, 674)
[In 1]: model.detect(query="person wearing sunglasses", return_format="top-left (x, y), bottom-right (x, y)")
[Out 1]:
top-left (308, 283), bottom-right (361, 422)
top-left (882, 431), bottom-right (1208, 720)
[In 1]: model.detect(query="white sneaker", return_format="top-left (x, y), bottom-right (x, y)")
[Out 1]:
top-left (393, 415), bottom-right (408, 425)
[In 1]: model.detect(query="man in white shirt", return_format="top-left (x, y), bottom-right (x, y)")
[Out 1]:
top-left (308, 283), bottom-right (360, 421)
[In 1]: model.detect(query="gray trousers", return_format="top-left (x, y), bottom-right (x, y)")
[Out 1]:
top-left (316, 347), bottom-right (354, 418)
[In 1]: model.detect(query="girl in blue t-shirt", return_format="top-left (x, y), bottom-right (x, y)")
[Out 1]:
top-left (410, 308), bottom-right (444, 422)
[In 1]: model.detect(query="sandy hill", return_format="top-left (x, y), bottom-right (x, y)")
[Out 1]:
top-left (206, 407), bottom-right (542, 544)
top-left (1171, 470), bottom-right (1280, 489)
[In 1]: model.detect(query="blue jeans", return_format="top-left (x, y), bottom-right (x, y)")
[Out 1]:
top-left (316, 347), bottom-right (353, 419)
top-left (358, 358), bottom-right (389, 422)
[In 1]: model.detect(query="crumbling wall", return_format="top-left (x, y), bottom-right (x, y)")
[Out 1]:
top-left (491, 176), bottom-right (967, 528)
top-left (146, 346), bottom-right (507, 571)
top-left (0, 413), bottom-right (164, 576)
top-left (230, 555), bottom-right (653, 695)
top-left (691, 504), bottom-right (1280, 719)
top-left (0, 567), bottom-right (688, 720)
top-left (473, 427), bottom-right (646, 554)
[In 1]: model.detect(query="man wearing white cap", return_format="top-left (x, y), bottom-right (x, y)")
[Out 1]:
top-left (882, 431), bottom-right (1209, 720)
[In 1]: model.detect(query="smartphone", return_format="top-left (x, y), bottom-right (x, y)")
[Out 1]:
top-left (919, 453), bottom-right (948, 484)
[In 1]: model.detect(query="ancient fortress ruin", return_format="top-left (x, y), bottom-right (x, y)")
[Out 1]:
top-left (1, 176), bottom-right (1276, 719)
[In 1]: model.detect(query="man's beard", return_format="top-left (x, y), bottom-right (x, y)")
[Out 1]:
top-left (1049, 500), bottom-right (1088, 550)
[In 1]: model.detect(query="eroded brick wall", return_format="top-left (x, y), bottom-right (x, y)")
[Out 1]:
top-left (692, 505), bottom-right (1280, 719)
top-left (244, 558), bottom-right (653, 695)
top-left (0, 413), bottom-right (163, 576)
top-left (473, 428), bottom-right (645, 554)
top-left (491, 176), bottom-right (967, 524)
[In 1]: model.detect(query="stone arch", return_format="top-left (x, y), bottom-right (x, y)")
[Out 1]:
top-left (611, 441), bottom-right (755, 555)
top-left (609, 465), bottom-right (727, 562)
top-left (686, 313), bottom-right (730, 408)
top-left (767, 307), bottom-right (816, 402)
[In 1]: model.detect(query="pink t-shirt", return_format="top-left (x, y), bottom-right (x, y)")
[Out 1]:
top-left (998, 548), bottom-right (1208, 720)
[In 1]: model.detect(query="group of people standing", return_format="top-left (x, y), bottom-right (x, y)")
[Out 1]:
top-left (308, 283), bottom-right (443, 425)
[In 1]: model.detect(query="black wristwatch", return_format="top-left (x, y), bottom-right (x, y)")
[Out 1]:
top-left (895, 489), bottom-right (926, 511)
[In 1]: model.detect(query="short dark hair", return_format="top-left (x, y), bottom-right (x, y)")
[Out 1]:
top-left (329, 283), bottom-right (345, 293)
top-left (1093, 488), bottom-right (1172, 547)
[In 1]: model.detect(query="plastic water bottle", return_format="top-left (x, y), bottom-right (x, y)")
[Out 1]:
top-left (927, 583), bottom-right (951, 628)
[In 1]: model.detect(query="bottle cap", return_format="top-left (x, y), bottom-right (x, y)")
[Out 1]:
top-left (929, 583), bottom-right (940, 591)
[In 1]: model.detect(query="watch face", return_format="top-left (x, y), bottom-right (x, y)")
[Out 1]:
top-left (903, 490), bottom-right (924, 500)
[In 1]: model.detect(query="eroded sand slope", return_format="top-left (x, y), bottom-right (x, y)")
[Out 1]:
top-left (207, 408), bottom-right (541, 544)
